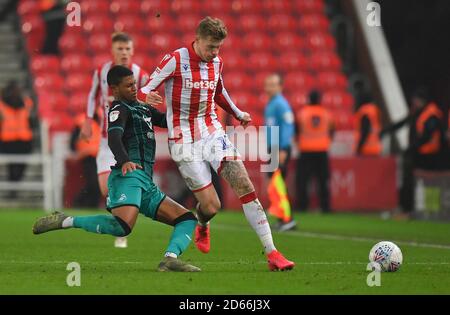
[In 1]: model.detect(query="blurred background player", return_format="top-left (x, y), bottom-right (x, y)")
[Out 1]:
top-left (0, 80), bottom-right (34, 199)
top-left (33, 65), bottom-right (200, 272)
top-left (296, 90), bottom-right (334, 213)
top-left (79, 32), bottom-right (149, 248)
top-left (69, 112), bottom-right (101, 208)
top-left (354, 93), bottom-right (382, 156)
top-left (263, 73), bottom-right (296, 232)
top-left (142, 17), bottom-right (294, 271)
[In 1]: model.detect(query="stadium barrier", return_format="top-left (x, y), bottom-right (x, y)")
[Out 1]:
top-left (0, 121), bottom-right (54, 211)
top-left (414, 170), bottom-right (450, 220)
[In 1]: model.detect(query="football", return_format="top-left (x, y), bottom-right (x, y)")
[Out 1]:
top-left (369, 241), bottom-right (403, 272)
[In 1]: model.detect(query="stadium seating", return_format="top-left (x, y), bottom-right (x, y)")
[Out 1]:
top-left (19, 0), bottom-right (353, 130)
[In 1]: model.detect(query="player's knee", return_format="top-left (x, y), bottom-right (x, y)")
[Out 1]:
top-left (113, 216), bottom-right (132, 236)
top-left (201, 197), bottom-right (221, 214)
top-left (174, 211), bottom-right (198, 225)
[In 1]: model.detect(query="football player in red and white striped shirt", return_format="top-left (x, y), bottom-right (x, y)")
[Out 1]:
top-left (80, 32), bottom-right (149, 249)
top-left (142, 17), bottom-right (294, 271)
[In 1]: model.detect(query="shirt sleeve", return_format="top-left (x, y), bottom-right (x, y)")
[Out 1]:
top-left (140, 53), bottom-right (177, 94)
top-left (86, 68), bottom-right (100, 118)
top-left (148, 106), bottom-right (167, 128)
top-left (107, 104), bottom-right (130, 167)
top-left (214, 63), bottom-right (244, 120)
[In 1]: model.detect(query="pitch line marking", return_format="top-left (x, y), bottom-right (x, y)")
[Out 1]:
top-left (2, 261), bottom-right (450, 265)
top-left (213, 223), bottom-right (450, 250)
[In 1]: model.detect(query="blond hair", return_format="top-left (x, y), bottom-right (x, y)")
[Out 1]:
top-left (196, 17), bottom-right (227, 41)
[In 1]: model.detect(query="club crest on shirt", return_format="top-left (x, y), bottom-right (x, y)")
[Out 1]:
top-left (109, 110), bottom-right (120, 122)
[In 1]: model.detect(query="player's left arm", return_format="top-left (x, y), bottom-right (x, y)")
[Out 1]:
top-left (214, 72), bottom-right (251, 126)
top-left (107, 104), bottom-right (131, 167)
top-left (148, 106), bottom-right (167, 128)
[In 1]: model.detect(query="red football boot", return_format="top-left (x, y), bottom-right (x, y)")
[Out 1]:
top-left (195, 224), bottom-right (210, 253)
top-left (267, 250), bottom-right (295, 271)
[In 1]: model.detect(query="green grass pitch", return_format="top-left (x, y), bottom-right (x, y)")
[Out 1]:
top-left (1, 209), bottom-right (450, 294)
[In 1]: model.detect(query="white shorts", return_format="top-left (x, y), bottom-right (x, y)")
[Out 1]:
top-left (168, 129), bottom-right (240, 192)
top-left (96, 137), bottom-right (116, 175)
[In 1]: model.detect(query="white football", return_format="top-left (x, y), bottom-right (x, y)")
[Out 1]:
top-left (369, 241), bottom-right (403, 272)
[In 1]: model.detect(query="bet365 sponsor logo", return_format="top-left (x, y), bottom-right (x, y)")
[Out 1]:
top-left (184, 78), bottom-right (216, 90)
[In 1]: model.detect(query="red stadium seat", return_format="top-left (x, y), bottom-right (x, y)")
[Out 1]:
top-left (238, 15), bottom-right (266, 33)
top-left (253, 72), bottom-right (272, 92)
top-left (293, 0), bottom-right (325, 14)
top-left (61, 54), bottom-right (94, 74)
top-left (81, 0), bottom-right (110, 15)
top-left (140, 0), bottom-right (171, 15)
top-left (88, 33), bottom-right (111, 54)
top-left (21, 15), bottom-right (45, 52)
top-left (129, 34), bottom-right (153, 52)
top-left (286, 90), bottom-right (309, 111)
top-left (330, 109), bottom-right (355, 130)
top-left (273, 33), bottom-right (304, 53)
top-left (221, 72), bottom-right (253, 91)
top-left (68, 92), bottom-right (89, 114)
top-left (110, 0), bottom-right (142, 15)
top-left (18, 0), bottom-right (39, 17)
top-left (230, 92), bottom-right (254, 110)
top-left (306, 32), bottom-right (337, 52)
top-left (247, 53), bottom-right (277, 72)
top-left (34, 73), bottom-right (65, 91)
top-left (92, 53), bottom-right (112, 68)
top-left (59, 33), bottom-right (88, 55)
top-left (171, 0), bottom-right (202, 14)
top-left (202, 1), bottom-right (232, 15)
top-left (65, 74), bottom-right (92, 93)
top-left (146, 14), bottom-right (176, 33)
top-left (316, 72), bottom-right (348, 91)
top-left (309, 52), bottom-right (342, 72)
top-left (219, 52), bottom-right (246, 71)
top-left (278, 52), bottom-right (309, 72)
top-left (37, 92), bottom-right (69, 118)
top-left (177, 14), bottom-right (202, 34)
top-left (267, 14), bottom-right (296, 33)
top-left (48, 112), bottom-right (75, 132)
top-left (242, 32), bottom-right (271, 52)
top-left (131, 53), bottom-right (147, 68)
top-left (284, 72), bottom-right (316, 92)
top-left (231, 0), bottom-right (261, 14)
top-left (219, 34), bottom-right (241, 54)
top-left (261, 0), bottom-right (292, 13)
top-left (299, 14), bottom-right (330, 33)
top-left (30, 55), bottom-right (60, 75)
top-left (83, 15), bottom-right (114, 33)
top-left (148, 34), bottom-right (178, 53)
top-left (114, 15), bottom-right (146, 33)
top-left (322, 90), bottom-right (354, 110)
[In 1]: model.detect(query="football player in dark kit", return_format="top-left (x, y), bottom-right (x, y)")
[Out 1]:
top-left (33, 65), bottom-right (200, 272)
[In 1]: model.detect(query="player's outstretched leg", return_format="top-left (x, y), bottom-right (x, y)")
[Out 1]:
top-left (220, 160), bottom-right (295, 271)
top-left (33, 209), bottom-right (134, 237)
top-left (156, 197), bottom-right (201, 272)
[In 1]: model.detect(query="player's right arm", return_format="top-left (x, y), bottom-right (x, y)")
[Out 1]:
top-left (141, 53), bottom-right (177, 105)
top-left (80, 68), bottom-right (101, 140)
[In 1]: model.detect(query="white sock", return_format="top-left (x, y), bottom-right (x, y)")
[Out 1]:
top-left (62, 216), bottom-right (74, 228)
top-left (242, 198), bottom-right (276, 254)
top-left (165, 252), bottom-right (177, 258)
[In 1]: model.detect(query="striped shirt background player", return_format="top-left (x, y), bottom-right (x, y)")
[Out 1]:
top-left (142, 17), bottom-right (294, 271)
top-left (79, 32), bottom-right (149, 248)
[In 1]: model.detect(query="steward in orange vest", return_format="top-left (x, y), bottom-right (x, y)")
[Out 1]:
top-left (0, 97), bottom-right (33, 143)
top-left (69, 113), bottom-right (101, 208)
top-left (0, 81), bottom-right (34, 196)
top-left (70, 114), bottom-right (101, 159)
top-left (415, 102), bottom-right (444, 155)
top-left (354, 102), bottom-right (382, 156)
top-left (295, 90), bottom-right (334, 213)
